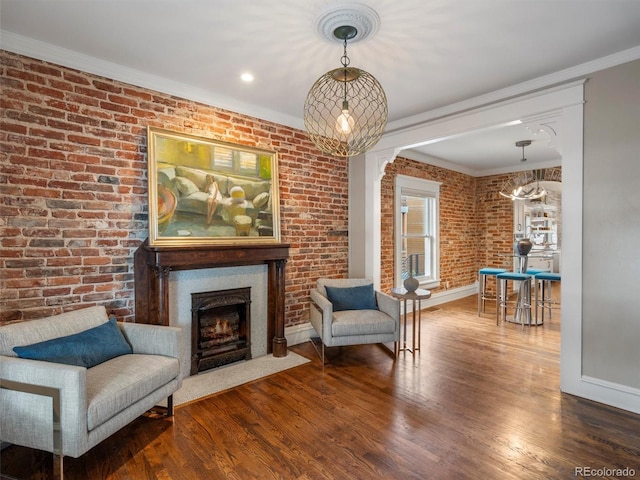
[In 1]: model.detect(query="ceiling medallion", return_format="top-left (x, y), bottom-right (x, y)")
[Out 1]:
top-left (315, 2), bottom-right (380, 44)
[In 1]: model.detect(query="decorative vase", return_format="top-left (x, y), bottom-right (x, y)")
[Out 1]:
top-left (403, 275), bottom-right (419, 293)
top-left (516, 238), bottom-right (533, 256)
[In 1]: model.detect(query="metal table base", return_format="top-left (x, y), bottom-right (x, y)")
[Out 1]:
top-left (390, 288), bottom-right (432, 354)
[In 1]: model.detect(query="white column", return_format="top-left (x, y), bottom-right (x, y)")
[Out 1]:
top-left (559, 99), bottom-right (584, 395)
top-left (349, 148), bottom-right (399, 289)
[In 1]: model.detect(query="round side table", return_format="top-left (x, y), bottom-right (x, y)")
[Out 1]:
top-left (390, 287), bottom-right (432, 354)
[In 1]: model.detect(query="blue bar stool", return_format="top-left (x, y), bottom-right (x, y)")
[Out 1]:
top-left (534, 272), bottom-right (561, 323)
top-left (525, 268), bottom-right (548, 275)
top-left (496, 272), bottom-right (533, 328)
top-left (478, 268), bottom-right (507, 316)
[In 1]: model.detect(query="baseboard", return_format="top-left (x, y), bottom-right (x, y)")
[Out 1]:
top-left (285, 322), bottom-right (316, 346)
top-left (402, 284), bottom-right (476, 313)
top-left (568, 375), bottom-right (640, 415)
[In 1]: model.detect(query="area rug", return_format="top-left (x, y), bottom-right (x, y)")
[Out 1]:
top-left (174, 352), bottom-right (310, 406)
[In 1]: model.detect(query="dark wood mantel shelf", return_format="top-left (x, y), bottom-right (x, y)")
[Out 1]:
top-left (134, 239), bottom-right (290, 357)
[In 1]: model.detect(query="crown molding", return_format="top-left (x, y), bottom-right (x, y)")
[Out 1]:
top-left (3, 29), bottom-right (638, 139)
top-left (386, 44), bottom-right (640, 133)
top-left (0, 30), bottom-right (305, 131)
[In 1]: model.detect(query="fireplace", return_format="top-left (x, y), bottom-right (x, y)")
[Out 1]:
top-left (191, 287), bottom-right (251, 375)
top-left (133, 240), bottom-right (290, 360)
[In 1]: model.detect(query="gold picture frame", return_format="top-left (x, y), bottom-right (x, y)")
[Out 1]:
top-left (147, 127), bottom-right (281, 246)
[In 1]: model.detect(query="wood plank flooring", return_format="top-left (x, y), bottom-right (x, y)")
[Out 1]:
top-left (2, 293), bottom-right (640, 479)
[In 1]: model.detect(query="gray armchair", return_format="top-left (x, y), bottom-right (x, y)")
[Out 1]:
top-left (309, 278), bottom-right (399, 365)
top-left (0, 305), bottom-right (182, 479)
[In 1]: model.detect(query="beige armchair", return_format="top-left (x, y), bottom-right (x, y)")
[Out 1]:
top-left (309, 278), bottom-right (400, 365)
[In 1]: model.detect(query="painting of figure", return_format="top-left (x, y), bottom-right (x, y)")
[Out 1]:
top-left (147, 127), bottom-right (280, 246)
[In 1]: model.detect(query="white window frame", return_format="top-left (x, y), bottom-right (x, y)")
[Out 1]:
top-left (394, 174), bottom-right (441, 289)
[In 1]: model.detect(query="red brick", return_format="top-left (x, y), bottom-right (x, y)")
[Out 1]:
top-left (0, 50), bottom-right (350, 326)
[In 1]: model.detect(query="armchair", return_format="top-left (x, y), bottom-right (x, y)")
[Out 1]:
top-left (0, 305), bottom-right (182, 479)
top-left (309, 278), bottom-right (399, 365)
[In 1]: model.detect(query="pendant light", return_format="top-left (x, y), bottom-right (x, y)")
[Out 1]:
top-left (499, 140), bottom-right (547, 201)
top-left (304, 7), bottom-right (387, 158)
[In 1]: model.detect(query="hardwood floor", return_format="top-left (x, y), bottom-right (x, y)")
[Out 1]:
top-left (3, 293), bottom-right (640, 479)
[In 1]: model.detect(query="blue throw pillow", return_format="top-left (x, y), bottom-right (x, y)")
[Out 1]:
top-left (325, 283), bottom-right (379, 312)
top-left (13, 317), bottom-right (132, 368)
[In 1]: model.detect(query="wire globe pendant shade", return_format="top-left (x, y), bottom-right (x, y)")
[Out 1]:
top-left (304, 26), bottom-right (387, 157)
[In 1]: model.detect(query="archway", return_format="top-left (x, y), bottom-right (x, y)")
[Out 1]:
top-left (348, 81), bottom-right (584, 395)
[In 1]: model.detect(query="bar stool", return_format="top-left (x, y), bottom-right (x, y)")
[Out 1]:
top-left (525, 268), bottom-right (548, 275)
top-left (496, 272), bottom-right (533, 328)
top-left (478, 268), bottom-right (507, 316)
top-left (534, 272), bottom-right (561, 323)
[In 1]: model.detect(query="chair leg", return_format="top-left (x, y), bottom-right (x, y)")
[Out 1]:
top-left (478, 274), bottom-right (484, 315)
top-left (542, 280), bottom-right (554, 322)
top-left (496, 278), bottom-right (507, 325)
top-left (523, 279), bottom-right (531, 329)
top-left (533, 277), bottom-right (539, 325)
top-left (149, 396), bottom-right (174, 417)
top-left (377, 342), bottom-right (398, 360)
top-left (308, 337), bottom-right (327, 371)
top-left (167, 395), bottom-right (174, 417)
top-left (540, 280), bottom-right (549, 322)
top-left (513, 279), bottom-right (524, 329)
top-left (0, 380), bottom-right (64, 479)
top-left (496, 278), bottom-right (501, 325)
top-left (546, 280), bottom-right (553, 320)
top-left (53, 453), bottom-right (63, 480)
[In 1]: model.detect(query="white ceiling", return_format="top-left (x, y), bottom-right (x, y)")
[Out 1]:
top-left (2, 0), bottom-right (640, 175)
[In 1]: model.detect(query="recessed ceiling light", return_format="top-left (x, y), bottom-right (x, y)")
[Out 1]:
top-left (240, 72), bottom-right (254, 83)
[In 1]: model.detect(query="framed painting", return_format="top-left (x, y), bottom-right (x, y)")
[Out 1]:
top-left (147, 127), bottom-right (281, 246)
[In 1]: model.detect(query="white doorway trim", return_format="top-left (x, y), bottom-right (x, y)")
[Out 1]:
top-left (351, 81), bottom-right (585, 399)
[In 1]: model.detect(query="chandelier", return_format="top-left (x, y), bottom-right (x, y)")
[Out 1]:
top-left (499, 140), bottom-right (547, 201)
top-left (304, 8), bottom-right (387, 158)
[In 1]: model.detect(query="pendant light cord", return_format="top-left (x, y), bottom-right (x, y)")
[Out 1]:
top-left (341, 37), bottom-right (350, 107)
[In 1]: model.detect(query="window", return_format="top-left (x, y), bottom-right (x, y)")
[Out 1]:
top-left (211, 148), bottom-right (259, 176)
top-left (237, 152), bottom-right (258, 174)
top-left (395, 175), bottom-right (440, 289)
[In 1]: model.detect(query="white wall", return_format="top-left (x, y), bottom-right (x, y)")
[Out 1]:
top-left (348, 155), bottom-right (367, 278)
top-left (582, 59), bottom-right (640, 389)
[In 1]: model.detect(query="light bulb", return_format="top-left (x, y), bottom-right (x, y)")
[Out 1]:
top-left (336, 109), bottom-right (354, 134)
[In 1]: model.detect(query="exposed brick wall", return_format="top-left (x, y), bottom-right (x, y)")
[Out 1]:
top-left (381, 157), bottom-right (480, 294)
top-left (381, 159), bottom-right (562, 295)
top-left (0, 50), bottom-right (348, 325)
top-left (476, 173), bottom-right (517, 272)
top-left (475, 168), bottom-right (562, 273)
